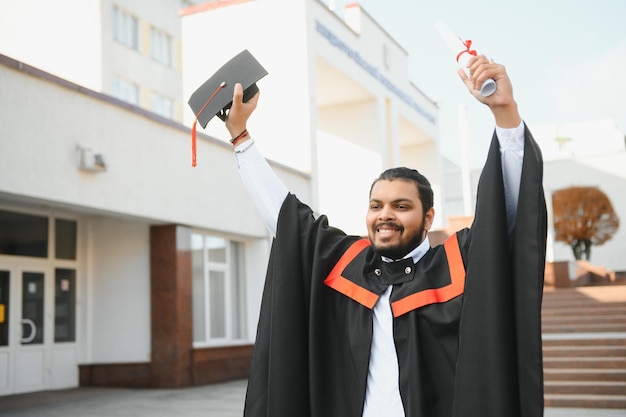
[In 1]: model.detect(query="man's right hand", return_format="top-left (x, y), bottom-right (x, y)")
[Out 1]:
top-left (226, 82), bottom-right (260, 141)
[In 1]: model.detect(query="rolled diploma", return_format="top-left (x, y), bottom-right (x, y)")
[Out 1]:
top-left (435, 21), bottom-right (496, 97)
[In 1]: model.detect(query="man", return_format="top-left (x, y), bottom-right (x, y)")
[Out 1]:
top-left (224, 55), bottom-right (547, 417)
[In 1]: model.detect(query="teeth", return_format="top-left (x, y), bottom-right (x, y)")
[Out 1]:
top-left (378, 229), bottom-right (397, 235)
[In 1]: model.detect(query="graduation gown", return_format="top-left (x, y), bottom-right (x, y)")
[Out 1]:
top-left (243, 126), bottom-right (547, 417)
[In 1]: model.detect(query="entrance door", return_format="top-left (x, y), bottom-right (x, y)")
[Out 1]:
top-left (16, 269), bottom-right (49, 394)
top-left (0, 265), bottom-right (52, 395)
top-left (0, 210), bottom-right (79, 396)
top-left (0, 269), bottom-right (10, 395)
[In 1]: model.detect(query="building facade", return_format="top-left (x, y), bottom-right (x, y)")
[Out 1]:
top-left (0, 0), bottom-right (190, 122)
top-left (181, 0), bottom-right (441, 235)
top-left (0, 0), bottom-right (440, 395)
top-left (533, 119), bottom-right (626, 273)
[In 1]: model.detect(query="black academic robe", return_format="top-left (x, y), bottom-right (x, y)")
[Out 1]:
top-left (243, 126), bottom-right (547, 417)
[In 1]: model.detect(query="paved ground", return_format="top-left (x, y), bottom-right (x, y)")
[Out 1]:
top-left (1, 379), bottom-right (624, 417)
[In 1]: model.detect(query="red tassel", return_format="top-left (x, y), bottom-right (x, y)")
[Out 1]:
top-left (192, 120), bottom-right (198, 167)
top-left (190, 81), bottom-right (227, 167)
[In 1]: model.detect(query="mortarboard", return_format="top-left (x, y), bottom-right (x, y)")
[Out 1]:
top-left (188, 49), bottom-right (268, 166)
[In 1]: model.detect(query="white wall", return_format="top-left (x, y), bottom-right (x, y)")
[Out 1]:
top-left (182, 0), bottom-right (312, 172)
top-left (181, 0), bottom-right (440, 229)
top-left (1, 56), bottom-right (311, 364)
top-left (544, 152), bottom-right (626, 271)
top-left (318, 99), bottom-right (380, 154)
top-left (0, 0), bottom-right (188, 123)
top-left (316, 98), bottom-right (383, 234)
top-left (243, 237), bottom-right (272, 340)
top-left (0, 60), bottom-right (309, 237)
top-left (316, 130), bottom-right (382, 236)
top-left (309, 1), bottom-right (441, 229)
top-left (401, 141), bottom-right (445, 230)
top-left (86, 217), bottom-right (151, 363)
top-left (311, 2), bottom-right (438, 139)
top-left (532, 118), bottom-right (624, 161)
top-left (101, 0), bottom-right (184, 118)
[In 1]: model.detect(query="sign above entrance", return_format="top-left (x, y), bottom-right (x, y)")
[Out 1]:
top-left (315, 20), bottom-right (436, 125)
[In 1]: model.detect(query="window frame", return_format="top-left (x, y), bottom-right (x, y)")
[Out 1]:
top-left (150, 91), bottom-right (173, 119)
top-left (149, 26), bottom-right (172, 67)
top-left (112, 6), bottom-right (139, 50)
top-left (112, 77), bottom-right (140, 106)
top-left (0, 204), bottom-right (80, 345)
top-left (191, 233), bottom-right (247, 347)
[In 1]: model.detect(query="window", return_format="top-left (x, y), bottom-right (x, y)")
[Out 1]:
top-left (55, 219), bottom-right (77, 260)
top-left (112, 77), bottom-right (139, 106)
top-left (0, 210), bottom-right (78, 347)
top-left (0, 271), bottom-right (9, 346)
top-left (192, 234), bottom-right (247, 345)
top-left (22, 272), bottom-right (44, 345)
top-left (0, 209), bottom-right (48, 258)
top-left (55, 269), bottom-right (76, 343)
top-left (150, 92), bottom-right (173, 119)
top-left (112, 6), bottom-right (138, 49)
top-left (150, 27), bottom-right (172, 66)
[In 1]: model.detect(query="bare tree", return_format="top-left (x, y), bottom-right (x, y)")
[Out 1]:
top-left (552, 186), bottom-right (620, 260)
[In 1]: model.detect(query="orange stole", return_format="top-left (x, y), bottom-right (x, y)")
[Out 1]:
top-left (323, 234), bottom-right (466, 317)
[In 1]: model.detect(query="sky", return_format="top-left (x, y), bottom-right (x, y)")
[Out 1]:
top-left (332, 0), bottom-right (626, 168)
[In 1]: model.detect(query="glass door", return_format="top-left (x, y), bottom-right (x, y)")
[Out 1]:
top-left (21, 272), bottom-right (45, 345)
top-left (0, 210), bottom-right (79, 396)
top-left (0, 270), bottom-right (10, 395)
top-left (14, 268), bottom-right (50, 394)
top-left (0, 265), bottom-right (52, 396)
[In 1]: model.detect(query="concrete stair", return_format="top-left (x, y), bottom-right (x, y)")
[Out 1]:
top-left (542, 285), bottom-right (626, 409)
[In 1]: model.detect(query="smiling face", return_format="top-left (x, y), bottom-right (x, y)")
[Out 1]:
top-left (366, 179), bottom-right (434, 259)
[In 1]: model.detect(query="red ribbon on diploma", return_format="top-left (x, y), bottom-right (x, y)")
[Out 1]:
top-left (455, 39), bottom-right (477, 63)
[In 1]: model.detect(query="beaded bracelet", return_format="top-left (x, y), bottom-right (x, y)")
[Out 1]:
top-left (230, 128), bottom-right (249, 146)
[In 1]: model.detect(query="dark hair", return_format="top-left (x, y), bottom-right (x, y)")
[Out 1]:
top-left (369, 167), bottom-right (434, 213)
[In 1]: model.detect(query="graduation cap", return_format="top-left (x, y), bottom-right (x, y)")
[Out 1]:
top-left (188, 49), bottom-right (268, 166)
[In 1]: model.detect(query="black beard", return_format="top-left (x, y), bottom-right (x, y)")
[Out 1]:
top-left (375, 221), bottom-right (426, 260)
